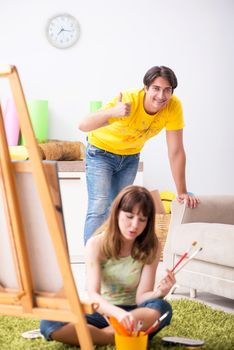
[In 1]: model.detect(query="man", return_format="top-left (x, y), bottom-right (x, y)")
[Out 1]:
top-left (79, 66), bottom-right (199, 243)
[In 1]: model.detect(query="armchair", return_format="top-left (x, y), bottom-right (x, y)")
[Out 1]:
top-left (163, 196), bottom-right (234, 299)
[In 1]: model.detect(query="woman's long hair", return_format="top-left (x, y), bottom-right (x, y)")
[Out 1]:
top-left (96, 185), bottom-right (158, 264)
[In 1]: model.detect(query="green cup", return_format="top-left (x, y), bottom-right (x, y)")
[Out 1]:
top-left (90, 100), bottom-right (102, 112)
top-left (21, 99), bottom-right (48, 145)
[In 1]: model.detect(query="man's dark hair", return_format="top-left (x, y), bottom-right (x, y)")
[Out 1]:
top-left (143, 66), bottom-right (178, 91)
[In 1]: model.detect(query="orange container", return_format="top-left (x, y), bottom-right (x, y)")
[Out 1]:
top-left (115, 332), bottom-right (148, 350)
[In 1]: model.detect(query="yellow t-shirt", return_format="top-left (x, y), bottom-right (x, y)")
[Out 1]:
top-left (88, 89), bottom-right (184, 155)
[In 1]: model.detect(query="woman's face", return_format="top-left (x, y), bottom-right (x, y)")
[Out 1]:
top-left (118, 204), bottom-right (148, 242)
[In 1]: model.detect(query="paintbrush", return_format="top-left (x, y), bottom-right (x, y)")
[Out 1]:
top-left (170, 241), bottom-right (197, 273)
top-left (108, 316), bottom-right (131, 336)
top-left (144, 311), bottom-right (169, 335)
top-left (174, 247), bottom-right (203, 275)
top-left (136, 320), bottom-right (143, 336)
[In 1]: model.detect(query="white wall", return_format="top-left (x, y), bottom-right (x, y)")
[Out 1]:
top-left (0, 0), bottom-right (233, 194)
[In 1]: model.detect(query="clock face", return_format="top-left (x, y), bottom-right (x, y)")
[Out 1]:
top-left (46, 14), bottom-right (80, 49)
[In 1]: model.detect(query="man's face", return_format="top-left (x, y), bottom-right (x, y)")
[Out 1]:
top-left (144, 77), bottom-right (173, 114)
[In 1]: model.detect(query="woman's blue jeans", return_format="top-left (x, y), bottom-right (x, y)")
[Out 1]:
top-left (84, 144), bottom-right (140, 243)
top-left (40, 298), bottom-right (172, 341)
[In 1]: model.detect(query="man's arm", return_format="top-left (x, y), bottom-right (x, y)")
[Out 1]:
top-left (78, 109), bottom-right (113, 132)
top-left (78, 93), bottom-right (131, 132)
top-left (166, 129), bottom-right (199, 208)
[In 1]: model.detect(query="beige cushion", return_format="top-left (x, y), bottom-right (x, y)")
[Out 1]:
top-left (171, 223), bottom-right (234, 268)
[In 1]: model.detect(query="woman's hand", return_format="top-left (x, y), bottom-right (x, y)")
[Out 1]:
top-left (154, 269), bottom-right (176, 298)
top-left (113, 308), bottom-right (135, 332)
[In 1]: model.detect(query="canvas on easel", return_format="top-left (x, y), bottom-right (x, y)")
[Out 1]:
top-left (0, 65), bottom-right (96, 350)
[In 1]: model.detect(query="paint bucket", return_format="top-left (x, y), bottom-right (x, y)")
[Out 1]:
top-left (115, 332), bottom-right (148, 350)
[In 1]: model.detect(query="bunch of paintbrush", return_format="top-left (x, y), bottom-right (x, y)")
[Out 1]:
top-left (108, 317), bottom-right (144, 337)
top-left (170, 241), bottom-right (202, 274)
top-left (107, 312), bottom-right (170, 337)
top-left (108, 316), bottom-right (131, 336)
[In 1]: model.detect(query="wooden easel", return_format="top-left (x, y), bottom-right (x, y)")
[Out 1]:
top-left (0, 65), bottom-right (95, 349)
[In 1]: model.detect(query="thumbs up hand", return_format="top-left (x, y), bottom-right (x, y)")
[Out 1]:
top-left (118, 92), bottom-right (123, 103)
top-left (111, 92), bottom-right (131, 117)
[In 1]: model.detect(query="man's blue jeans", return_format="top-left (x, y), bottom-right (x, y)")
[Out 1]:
top-left (84, 144), bottom-right (140, 243)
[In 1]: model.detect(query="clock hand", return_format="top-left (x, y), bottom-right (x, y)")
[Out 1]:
top-left (57, 28), bottom-right (64, 36)
top-left (57, 28), bottom-right (72, 36)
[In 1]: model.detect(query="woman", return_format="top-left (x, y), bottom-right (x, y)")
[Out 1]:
top-left (40, 185), bottom-right (176, 346)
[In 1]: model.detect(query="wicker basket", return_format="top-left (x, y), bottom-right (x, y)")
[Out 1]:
top-left (155, 214), bottom-right (171, 261)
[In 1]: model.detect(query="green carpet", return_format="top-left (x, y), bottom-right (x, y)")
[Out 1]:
top-left (0, 299), bottom-right (233, 349)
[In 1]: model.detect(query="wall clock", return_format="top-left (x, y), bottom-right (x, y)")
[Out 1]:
top-left (46, 14), bottom-right (80, 49)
